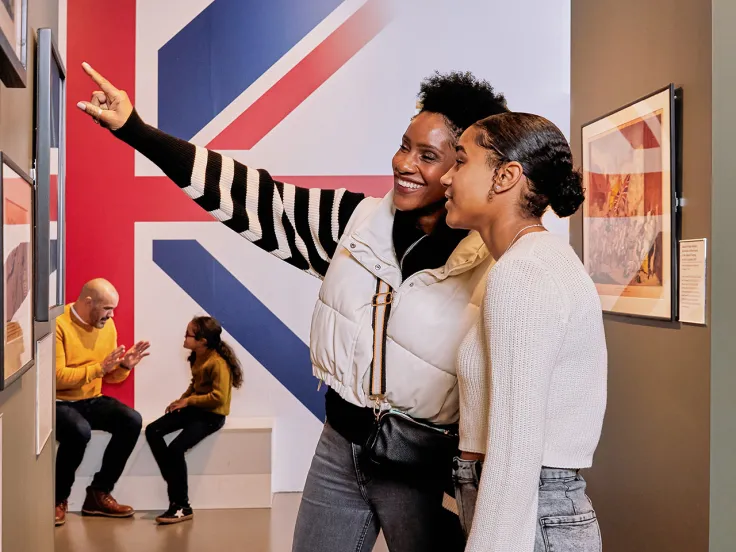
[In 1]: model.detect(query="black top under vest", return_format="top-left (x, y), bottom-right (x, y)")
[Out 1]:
top-left (325, 208), bottom-right (468, 445)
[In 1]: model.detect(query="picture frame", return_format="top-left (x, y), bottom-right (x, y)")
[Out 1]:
top-left (34, 28), bottom-right (66, 322)
top-left (0, 152), bottom-right (35, 390)
top-left (35, 333), bottom-right (53, 456)
top-left (0, 0), bottom-right (28, 88)
top-left (581, 85), bottom-right (679, 321)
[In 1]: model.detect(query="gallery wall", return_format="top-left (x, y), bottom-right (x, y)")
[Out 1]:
top-left (65, 0), bottom-right (572, 492)
top-left (0, 0), bottom-right (58, 550)
top-left (570, 0), bottom-right (711, 550)
top-left (710, 0), bottom-right (736, 548)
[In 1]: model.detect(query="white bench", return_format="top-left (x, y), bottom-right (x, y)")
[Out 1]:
top-left (66, 417), bottom-right (273, 512)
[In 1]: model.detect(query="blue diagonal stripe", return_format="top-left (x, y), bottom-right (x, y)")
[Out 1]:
top-left (152, 239), bottom-right (325, 420)
top-left (158, 0), bottom-right (344, 140)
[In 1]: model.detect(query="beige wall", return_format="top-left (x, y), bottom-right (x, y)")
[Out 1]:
top-left (710, 0), bottom-right (736, 549)
top-left (0, 0), bottom-right (58, 551)
top-left (571, 0), bottom-right (712, 551)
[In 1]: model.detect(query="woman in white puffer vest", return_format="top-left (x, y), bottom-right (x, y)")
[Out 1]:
top-left (78, 66), bottom-right (508, 552)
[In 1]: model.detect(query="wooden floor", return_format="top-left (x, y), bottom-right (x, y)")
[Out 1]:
top-left (55, 494), bottom-right (389, 552)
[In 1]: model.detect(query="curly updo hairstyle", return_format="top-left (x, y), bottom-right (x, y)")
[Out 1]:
top-left (417, 71), bottom-right (509, 140)
top-left (474, 112), bottom-right (585, 218)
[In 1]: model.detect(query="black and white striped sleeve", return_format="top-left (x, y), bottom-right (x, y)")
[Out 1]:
top-left (114, 110), bottom-right (366, 279)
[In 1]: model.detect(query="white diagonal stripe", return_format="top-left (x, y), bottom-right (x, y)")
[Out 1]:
top-left (210, 155), bottom-right (235, 221)
top-left (271, 185), bottom-right (292, 259)
top-left (241, 167), bottom-right (262, 241)
top-left (282, 184), bottom-right (311, 264)
top-left (184, 146), bottom-right (206, 200)
top-left (332, 188), bottom-right (345, 244)
top-left (188, 0), bottom-right (369, 146)
top-left (309, 188), bottom-right (329, 262)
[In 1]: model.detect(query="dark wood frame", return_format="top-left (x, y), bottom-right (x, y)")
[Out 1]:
top-left (581, 84), bottom-right (681, 322)
top-left (33, 27), bottom-right (66, 322)
top-left (0, 152), bottom-right (35, 390)
top-left (0, 0), bottom-right (28, 88)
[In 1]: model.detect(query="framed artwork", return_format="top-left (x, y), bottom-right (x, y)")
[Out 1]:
top-left (34, 28), bottom-right (66, 322)
top-left (0, 0), bottom-right (27, 87)
top-left (582, 85), bottom-right (679, 321)
top-left (35, 333), bottom-right (53, 456)
top-left (0, 152), bottom-right (34, 390)
top-left (0, 414), bottom-right (3, 552)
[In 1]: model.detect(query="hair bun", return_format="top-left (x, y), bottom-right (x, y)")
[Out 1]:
top-left (474, 113), bottom-right (584, 219)
top-left (549, 168), bottom-right (585, 217)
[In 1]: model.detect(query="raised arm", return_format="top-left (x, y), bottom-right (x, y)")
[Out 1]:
top-left (77, 63), bottom-right (366, 278)
top-left (466, 259), bottom-right (567, 552)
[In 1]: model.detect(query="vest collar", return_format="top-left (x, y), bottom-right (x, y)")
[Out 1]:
top-left (348, 191), bottom-right (490, 283)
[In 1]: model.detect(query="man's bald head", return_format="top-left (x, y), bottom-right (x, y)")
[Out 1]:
top-left (79, 278), bottom-right (118, 303)
top-left (75, 278), bottom-right (119, 328)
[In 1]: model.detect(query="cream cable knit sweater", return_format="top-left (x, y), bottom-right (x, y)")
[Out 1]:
top-left (457, 232), bottom-right (607, 552)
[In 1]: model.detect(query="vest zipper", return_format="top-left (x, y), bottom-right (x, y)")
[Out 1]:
top-left (398, 234), bottom-right (428, 272)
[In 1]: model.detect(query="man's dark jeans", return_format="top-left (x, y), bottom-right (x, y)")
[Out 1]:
top-left (56, 396), bottom-right (142, 503)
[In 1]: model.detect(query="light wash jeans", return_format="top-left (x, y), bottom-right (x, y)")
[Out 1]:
top-left (292, 421), bottom-right (464, 552)
top-left (453, 459), bottom-right (602, 551)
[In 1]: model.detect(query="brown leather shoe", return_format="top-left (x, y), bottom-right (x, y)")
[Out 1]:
top-left (81, 487), bottom-right (134, 518)
top-left (55, 501), bottom-right (67, 526)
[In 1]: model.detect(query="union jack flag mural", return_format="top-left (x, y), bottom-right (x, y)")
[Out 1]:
top-left (65, 0), bottom-right (571, 491)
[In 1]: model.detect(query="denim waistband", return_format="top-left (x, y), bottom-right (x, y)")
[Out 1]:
top-left (454, 461), bottom-right (579, 482)
top-left (540, 467), bottom-right (579, 480)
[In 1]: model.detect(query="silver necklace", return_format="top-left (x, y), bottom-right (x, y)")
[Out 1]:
top-left (504, 224), bottom-right (545, 255)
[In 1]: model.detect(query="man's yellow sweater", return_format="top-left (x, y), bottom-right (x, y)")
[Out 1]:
top-left (56, 304), bottom-right (130, 401)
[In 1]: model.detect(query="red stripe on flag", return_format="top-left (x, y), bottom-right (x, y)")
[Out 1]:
top-left (68, 0), bottom-right (137, 406)
top-left (66, 0), bottom-right (393, 408)
top-left (208, 0), bottom-right (393, 150)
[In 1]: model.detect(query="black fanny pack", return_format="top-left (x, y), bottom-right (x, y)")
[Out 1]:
top-left (364, 279), bottom-right (459, 474)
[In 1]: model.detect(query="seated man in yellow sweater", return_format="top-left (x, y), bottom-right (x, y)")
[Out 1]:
top-left (55, 279), bottom-right (150, 526)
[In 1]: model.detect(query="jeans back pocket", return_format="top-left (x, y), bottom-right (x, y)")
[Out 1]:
top-left (540, 511), bottom-right (601, 552)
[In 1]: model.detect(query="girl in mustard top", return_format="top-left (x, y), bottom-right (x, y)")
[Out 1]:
top-left (145, 316), bottom-right (243, 524)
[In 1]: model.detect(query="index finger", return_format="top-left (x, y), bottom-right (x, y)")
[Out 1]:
top-left (82, 62), bottom-right (119, 96)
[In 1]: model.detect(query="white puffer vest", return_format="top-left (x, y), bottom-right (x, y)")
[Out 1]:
top-left (310, 192), bottom-right (493, 424)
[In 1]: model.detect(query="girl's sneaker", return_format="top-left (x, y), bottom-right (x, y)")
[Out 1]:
top-left (155, 503), bottom-right (194, 524)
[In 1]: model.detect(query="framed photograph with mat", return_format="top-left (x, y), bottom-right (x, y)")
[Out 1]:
top-left (35, 333), bottom-right (53, 456)
top-left (0, 0), bottom-right (27, 87)
top-left (0, 152), bottom-right (35, 390)
top-left (581, 85), bottom-right (679, 321)
top-left (34, 28), bottom-right (66, 322)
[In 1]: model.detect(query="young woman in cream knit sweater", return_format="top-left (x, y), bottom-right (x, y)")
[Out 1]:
top-left (440, 112), bottom-right (607, 552)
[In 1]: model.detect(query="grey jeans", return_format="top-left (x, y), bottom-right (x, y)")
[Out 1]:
top-left (292, 422), bottom-right (464, 552)
top-left (453, 459), bottom-right (602, 551)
